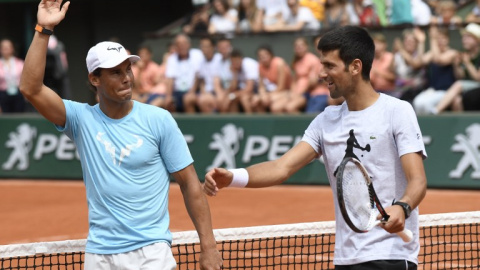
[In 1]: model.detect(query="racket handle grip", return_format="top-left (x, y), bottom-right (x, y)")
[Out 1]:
top-left (396, 229), bottom-right (413, 242)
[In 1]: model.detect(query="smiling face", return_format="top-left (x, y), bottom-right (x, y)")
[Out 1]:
top-left (319, 49), bottom-right (355, 99)
top-left (90, 60), bottom-right (134, 104)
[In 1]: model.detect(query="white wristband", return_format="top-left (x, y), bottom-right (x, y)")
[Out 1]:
top-left (228, 168), bottom-right (249, 188)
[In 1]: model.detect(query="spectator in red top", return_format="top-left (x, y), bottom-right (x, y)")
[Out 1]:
top-left (346, 0), bottom-right (379, 26)
top-left (132, 45), bottom-right (165, 107)
top-left (257, 45), bottom-right (292, 113)
top-left (287, 37), bottom-right (328, 113)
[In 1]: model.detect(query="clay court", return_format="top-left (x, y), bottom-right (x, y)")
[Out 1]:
top-left (0, 179), bottom-right (479, 245)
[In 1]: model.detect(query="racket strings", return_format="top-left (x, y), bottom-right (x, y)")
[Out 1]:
top-left (342, 162), bottom-right (378, 231)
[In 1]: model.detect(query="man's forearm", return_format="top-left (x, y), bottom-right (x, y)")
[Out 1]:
top-left (20, 32), bottom-right (50, 96)
top-left (400, 177), bottom-right (426, 210)
top-left (182, 185), bottom-right (217, 249)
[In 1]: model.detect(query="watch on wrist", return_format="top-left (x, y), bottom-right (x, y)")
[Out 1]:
top-left (35, 24), bottom-right (54, 35)
top-left (393, 201), bottom-right (412, 219)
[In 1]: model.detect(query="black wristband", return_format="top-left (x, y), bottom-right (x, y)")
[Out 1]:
top-left (393, 201), bottom-right (412, 219)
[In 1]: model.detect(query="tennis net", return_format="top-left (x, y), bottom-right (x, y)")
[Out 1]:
top-left (0, 211), bottom-right (478, 269)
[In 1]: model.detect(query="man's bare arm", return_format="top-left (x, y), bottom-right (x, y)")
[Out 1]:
top-left (204, 142), bottom-right (319, 195)
top-left (20, 0), bottom-right (70, 126)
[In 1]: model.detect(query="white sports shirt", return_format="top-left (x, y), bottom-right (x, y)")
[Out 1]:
top-left (302, 94), bottom-right (427, 265)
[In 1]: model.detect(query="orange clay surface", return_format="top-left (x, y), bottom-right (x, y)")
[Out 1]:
top-left (0, 179), bottom-right (479, 245)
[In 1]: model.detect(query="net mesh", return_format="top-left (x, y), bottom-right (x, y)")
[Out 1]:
top-left (0, 211), bottom-right (478, 270)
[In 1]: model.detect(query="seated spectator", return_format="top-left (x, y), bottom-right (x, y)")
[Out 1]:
top-left (323, 0), bottom-right (350, 29)
top-left (388, 0), bottom-right (414, 26)
top-left (213, 38), bottom-right (234, 112)
top-left (228, 49), bottom-right (260, 113)
top-left (430, 0), bottom-right (462, 27)
top-left (0, 38), bottom-right (25, 113)
top-left (264, 0), bottom-right (320, 32)
top-left (427, 0), bottom-right (467, 16)
top-left (371, 0), bottom-right (388, 26)
top-left (299, 0), bottom-right (325, 22)
top-left (182, 3), bottom-right (211, 35)
top-left (393, 27), bottom-right (428, 104)
top-left (209, 0), bottom-right (239, 34)
top-left (370, 33), bottom-right (396, 96)
top-left (433, 23), bottom-right (480, 114)
top-left (194, 37), bottom-right (223, 113)
top-left (237, 0), bottom-right (263, 33)
top-left (411, 0), bottom-right (432, 26)
top-left (287, 37), bottom-right (328, 113)
top-left (256, 0), bottom-right (290, 28)
top-left (425, 0), bottom-right (440, 15)
top-left (466, 0), bottom-right (480, 24)
top-left (257, 45), bottom-right (292, 113)
top-left (131, 45), bottom-right (165, 107)
top-left (413, 26), bottom-right (458, 114)
top-left (165, 34), bottom-right (205, 113)
top-left (346, 0), bottom-right (380, 26)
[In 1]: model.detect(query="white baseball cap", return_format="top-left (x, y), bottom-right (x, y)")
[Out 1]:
top-left (86, 41), bottom-right (140, 73)
top-left (463, 23), bottom-right (480, 41)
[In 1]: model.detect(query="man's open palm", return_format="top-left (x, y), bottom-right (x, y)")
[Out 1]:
top-left (37, 0), bottom-right (70, 28)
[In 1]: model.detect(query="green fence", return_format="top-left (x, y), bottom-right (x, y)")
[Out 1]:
top-left (1, 114), bottom-right (480, 189)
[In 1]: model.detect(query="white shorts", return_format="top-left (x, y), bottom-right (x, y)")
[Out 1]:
top-left (84, 242), bottom-right (176, 270)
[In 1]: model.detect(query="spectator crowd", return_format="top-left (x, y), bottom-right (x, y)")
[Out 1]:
top-left (2, 0), bottom-right (480, 114)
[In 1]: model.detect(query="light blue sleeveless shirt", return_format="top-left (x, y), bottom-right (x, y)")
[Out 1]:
top-left (56, 100), bottom-right (193, 254)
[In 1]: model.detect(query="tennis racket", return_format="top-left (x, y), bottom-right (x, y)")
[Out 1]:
top-left (336, 157), bottom-right (413, 242)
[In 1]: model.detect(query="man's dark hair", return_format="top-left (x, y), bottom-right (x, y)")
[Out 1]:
top-left (256, 44), bottom-right (274, 56)
top-left (200, 36), bottom-right (216, 47)
top-left (230, 48), bottom-right (243, 58)
top-left (217, 37), bottom-right (231, 44)
top-left (317, 26), bottom-right (374, 81)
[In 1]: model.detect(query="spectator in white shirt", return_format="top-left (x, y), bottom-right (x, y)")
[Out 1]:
top-left (237, 0), bottom-right (263, 33)
top-left (411, 0), bottom-right (432, 26)
top-left (165, 34), bottom-right (204, 113)
top-left (209, 0), bottom-right (239, 34)
top-left (213, 38), bottom-right (234, 112)
top-left (195, 37), bottom-right (223, 113)
top-left (264, 0), bottom-right (320, 32)
top-left (229, 49), bottom-right (260, 113)
top-left (256, 0), bottom-right (290, 27)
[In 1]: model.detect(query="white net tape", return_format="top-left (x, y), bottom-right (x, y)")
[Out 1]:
top-left (1, 211), bottom-right (478, 258)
